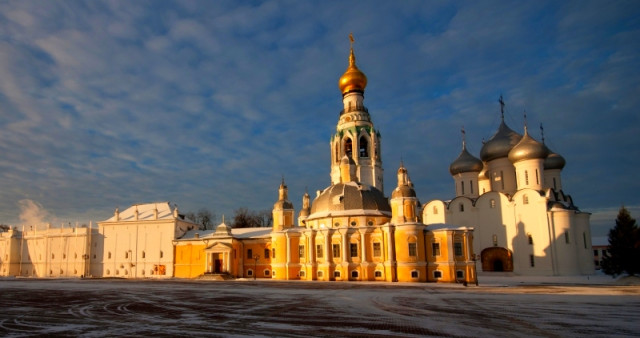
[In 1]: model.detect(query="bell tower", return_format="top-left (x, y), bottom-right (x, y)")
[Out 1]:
top-left (330, 34), bottom-right (384, 192)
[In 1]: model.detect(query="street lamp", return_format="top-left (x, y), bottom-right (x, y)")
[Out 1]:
top-left (253, 254), bottom-right (260, 280)
top-left (472, 253), bottom-right (479, 286)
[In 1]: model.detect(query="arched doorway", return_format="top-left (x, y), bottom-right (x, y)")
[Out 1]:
top-left (481, 247), bottom-right (513, 272)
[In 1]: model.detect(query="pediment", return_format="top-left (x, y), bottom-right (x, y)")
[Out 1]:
top-left (205, 241), bottom-right (233, 252)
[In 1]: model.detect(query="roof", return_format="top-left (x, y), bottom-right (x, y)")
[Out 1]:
top-left (427, 223), bottom-right (474, 231)
top-left (177, 227), bottom-right (272, 241)
top-left (102, 202), bottom-right (176, 222)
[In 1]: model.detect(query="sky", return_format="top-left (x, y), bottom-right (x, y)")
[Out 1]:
top-left (0, 1), bottom-right (638, 236)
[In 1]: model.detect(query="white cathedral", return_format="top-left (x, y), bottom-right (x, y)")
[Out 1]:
top-left (423, 97), bottom-right (593, 275)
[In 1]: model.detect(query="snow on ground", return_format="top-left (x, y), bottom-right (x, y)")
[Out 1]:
top-left (0, 275), bottom-right (638, 337)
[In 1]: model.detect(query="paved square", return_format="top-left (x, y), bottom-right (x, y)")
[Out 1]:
top-left (0, 278), bottom-right (638, 337)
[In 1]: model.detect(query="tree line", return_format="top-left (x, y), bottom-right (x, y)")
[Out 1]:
top-left (183, 207), bottom-right (272, 230)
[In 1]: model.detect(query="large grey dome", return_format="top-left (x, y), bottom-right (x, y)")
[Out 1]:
top-left (308, 182), bottom-right (390, 218)
top-left (480, 121), bottom-right (522, 162)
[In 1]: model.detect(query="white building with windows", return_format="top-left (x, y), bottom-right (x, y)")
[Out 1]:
top-left (94, 202), bottom-right (201, 278)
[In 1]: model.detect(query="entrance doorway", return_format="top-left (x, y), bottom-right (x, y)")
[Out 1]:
top-left (481, 247), bottom-right (513, 272)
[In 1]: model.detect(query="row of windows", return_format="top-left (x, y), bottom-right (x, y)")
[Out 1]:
top-left (246, 269), bottom-right (271, 277)
top-left (337, 135), bottom-right (377, 161)
top-left (247, 248), bottom-right (276, 260)
top-left (106, 251), bottom-right (162, 259)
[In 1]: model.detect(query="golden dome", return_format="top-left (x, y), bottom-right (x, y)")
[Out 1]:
top-left (508, 128), bottom-right (549, 163)
top-left (338, 46), bottom-right (367, 95)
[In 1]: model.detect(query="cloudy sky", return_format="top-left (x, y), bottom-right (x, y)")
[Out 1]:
top-left (0, 1), bottom-right (638, 236)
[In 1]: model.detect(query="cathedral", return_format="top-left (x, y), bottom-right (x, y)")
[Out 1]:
top-left (0, 36), bottom-right (593, 281)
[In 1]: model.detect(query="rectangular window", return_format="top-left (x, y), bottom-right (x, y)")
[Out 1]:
top-left (316, 245), bottom-right (323, 258)
top-left (332, 244), bottom-right (340, 258)
top-left (564, 231), bottom-right (570, 244)
top-left (530, 254), bottom-right (535, 267)
top-left (264, 249), bottom-right (270, 259)
top-left (350, 243), bottom-right (358, 257)
top-left (247, 249), bottom-right (253, 259)
top-left (593, 249), bottom-right (598, 256)
top-left (299, 245), bottom-right (305, 259)
top-left (408, 243), bottom-right (417, 257)
top-left (373, 242), bottom-right (381, 257)
top-left (432, 243), bottom-right (440, 256)
top-left (454, 242), bottom-right (463, 256)
top-left (583, 232), bottom-right (587, 249)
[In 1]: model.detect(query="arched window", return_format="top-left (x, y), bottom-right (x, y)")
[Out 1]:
top-left (344, 138), bottom-right (353, 157)
top-left (359, 136), bottom-right (369, 157)
top-left (335, 142), bottom-right (339, 163)
top-left (433, 206), bottom-right (438, 214)
top-left (461, 181), bottom-right (465, 195)
top-left (523, 195), bottom-right (529, 205)
top-left (525, 170), bottom-right (529, 185)
top-left (459, 203), bottom-right (464, 212)
top-left (470, 181), bottom-right (474, 194)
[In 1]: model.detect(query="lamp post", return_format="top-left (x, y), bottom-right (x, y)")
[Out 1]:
top-left (473, 253), bottom-right (479, 286)
top-left (253, 254), bottom-right (260, 280)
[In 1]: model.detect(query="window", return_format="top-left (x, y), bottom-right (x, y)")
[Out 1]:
top-left (272, 248), bottom-right (275, 259)
top-left (264, 269), bottom-right (270, 276)
top-left (350, 243), bottom-right (358, 257)
top-left (142, 251), bottom-right (146, 259)
top-left (408, 243), bottom-right (417, 257)
top-left (456, 270), bottom-right (464, 279)
top-left (525, 170), bottom-right (529, 185)
top-left (434, 270), bottom-right (442, 279)
top-left (334, 271), bottom-right (341, 278)
top-left (454, 242), bottom-right (463, 256)
top-left (316, 245), bottom-right (323, 258)
top-left (459, 203), bottom-right (464, 212)
top-left (593, 249), bottom-right (598, 256)
top-left (351, 270), bottom-right (359, 279)
top-left (411, 270), bottom-right (419, 278)
top-left (317, 271), bottom-right (324, 278)
top-left (535, 169), bottom-right (539, 185)
top-left (332, 244), bottom-right (341, 258)
top-left (470, 181), bottom-right (474, 194)
top-left (564, 231), bottom-right (570, 244)
top-left (528, 235), bottom-right (533, 245)
top-left (493, 234), bottom-right (498, 246)
top-left (433, 206), bottom-right (438, 214)
top-left (272, 271), bottom-right (276, 277)
top-left (264, 249), bottom-right (270, 259)
top-left (461, 181), bottom-right (465, 195)
top-left (125, 251), bottom-right (128, 259)
top-left (523, 195), bottom-right (529, 205)
top-left (374, 270), bottom-right (382, 278)
top-left (247, 269), bottom-right (253, 276)
top-left (350, 221), bottom-right (357, 226)
top-left (490, 199), bottom-right (496, 208)
top-left (373, 242), bottom-right (381, 257)
top-left (359, 136), bottom-right (369, 157)
top-left (160, 251), bottom-right (164, 258)
top-left (530, 254), bottom-right (535, 267)
top-left (52, 253), bottom-right (55, 259)
top-left (300, 270), bottom-right (306, 277)
top-left (583, 232), bottom-right (587, 249)
top-left (432, 243), bottom-right (440, 256)
top-left (299, 245), bottom-right (305, 259)
top-left (247, 249), bottom-right (253, 259)
top-left (63, 254), bottom-right (66, 259)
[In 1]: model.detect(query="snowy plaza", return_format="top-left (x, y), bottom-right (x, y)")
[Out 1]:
top-left (0, 276), bottom-right (638, 337)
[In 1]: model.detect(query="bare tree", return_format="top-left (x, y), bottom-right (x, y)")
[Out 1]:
top-left (184, 208), bottom-right (216, 230)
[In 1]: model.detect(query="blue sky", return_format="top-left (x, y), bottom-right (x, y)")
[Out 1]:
top-left (0, 1), bottom-right (638, 236)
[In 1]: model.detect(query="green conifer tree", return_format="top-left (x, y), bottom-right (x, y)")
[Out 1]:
top-left (601, 207), bottom-right (640, 276)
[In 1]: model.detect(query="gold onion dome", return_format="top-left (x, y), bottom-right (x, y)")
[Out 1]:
top-left (338, 45), bottom-right (367, 95)
top-left (544, 149), bottom-right (566, 170)
top-left (450, 142), bottom-right (483, 175)
top-left (508, 127), bottom-right (549, 163)
top-left (480, 120), bottom-right (523, 162)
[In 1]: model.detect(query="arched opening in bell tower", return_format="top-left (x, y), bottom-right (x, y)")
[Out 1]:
top-left (359, 136), bottom-right (369, 158)
top-left (344, 138), bottom-right (353, 157)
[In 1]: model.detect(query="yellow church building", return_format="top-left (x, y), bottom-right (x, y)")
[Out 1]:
top-left (174, 39), bottom-right (476, 283)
